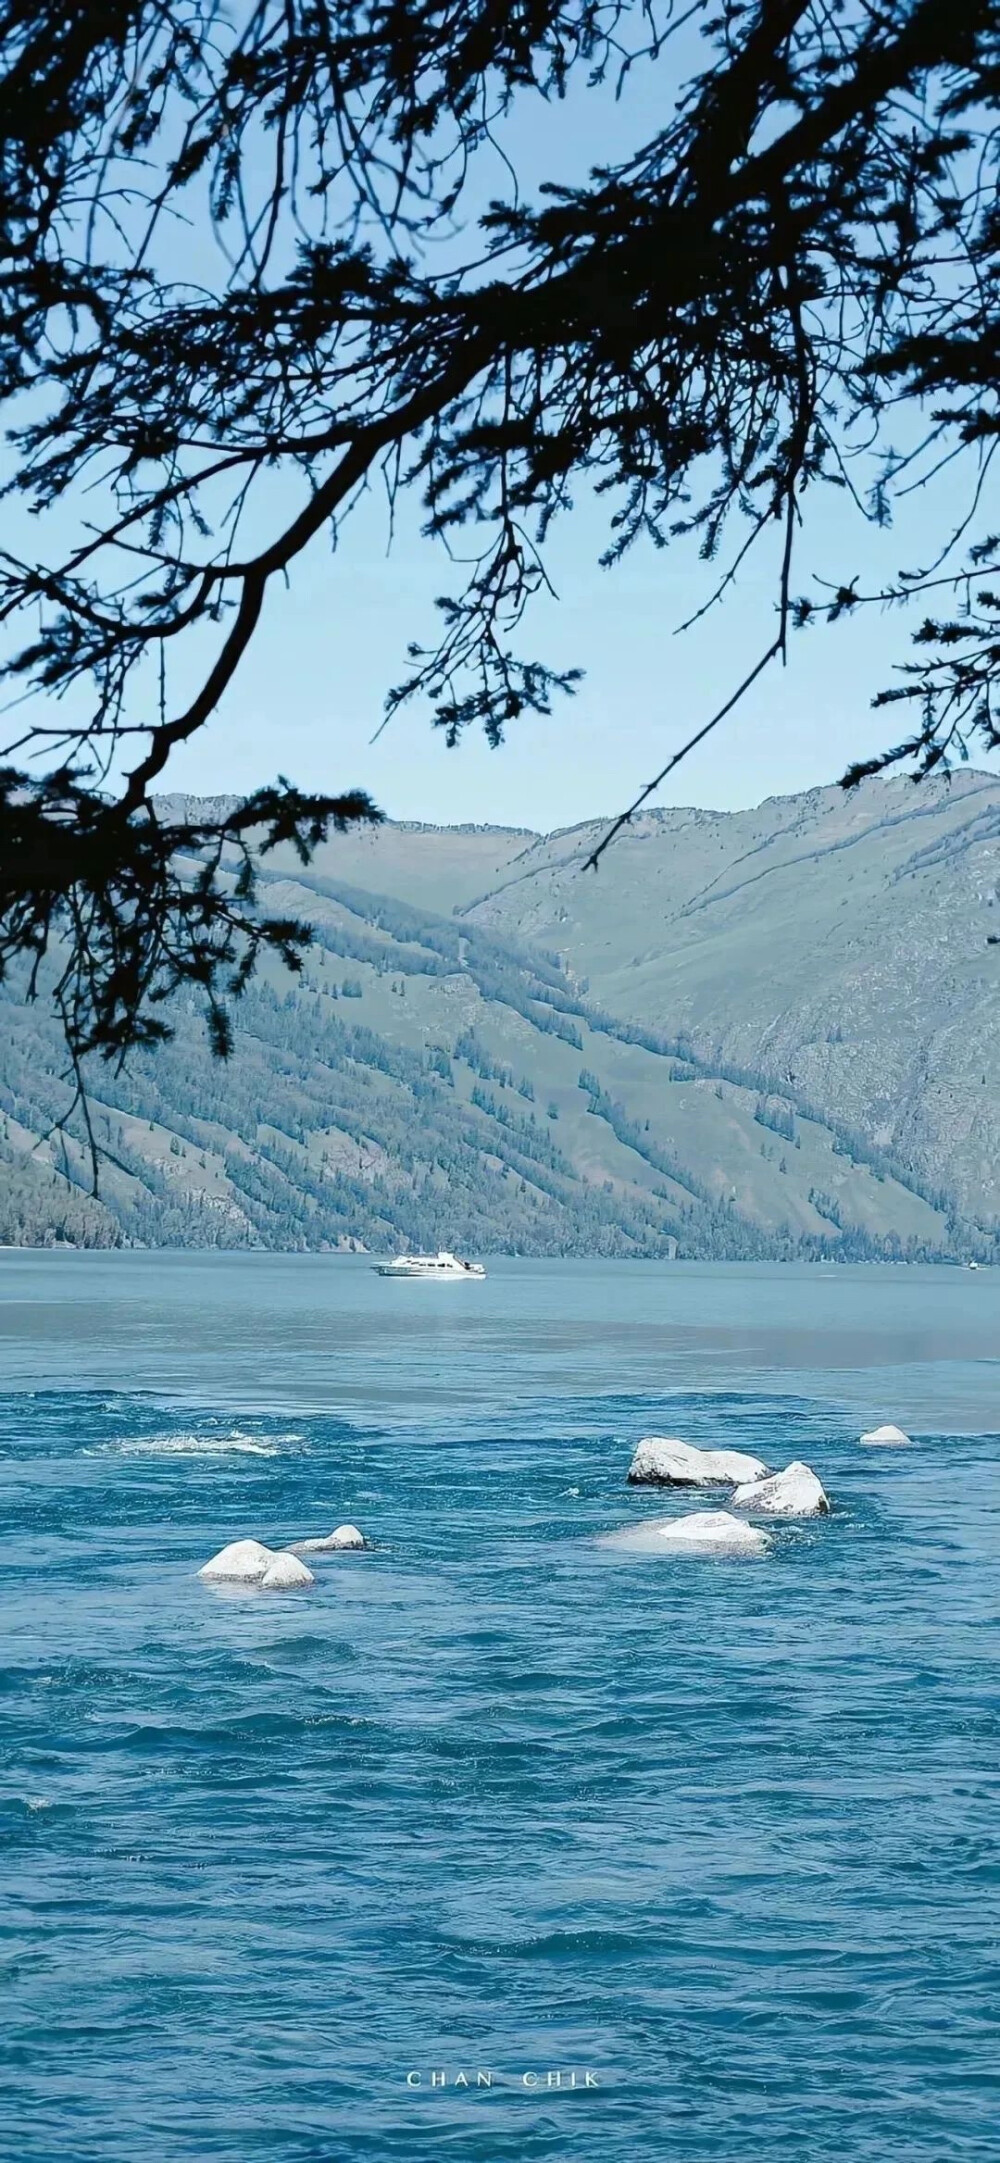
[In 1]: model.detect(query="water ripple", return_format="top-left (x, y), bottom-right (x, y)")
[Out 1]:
top-left (0, 1355), bottom-right (998, 2161)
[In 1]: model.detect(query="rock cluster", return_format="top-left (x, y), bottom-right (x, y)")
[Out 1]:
top-left (609, 1420), bottom-right (868, 1555)
top-left (198, 1522), bottom-right (368, 1590)
top-left (730, 1462), bottom-right (830, 1517)
top-left (261, 1552), bottom-right (315, 1591)
top-left (600, 1509), bottom-right (771, 1557)
top-left (198, 1540), bottom-right (277, 1584)
top-left (627, 1437), bottom-right (770, 1487)
top-left (287, 1524), bottom-right (366, 1554)
top-left (612, 1408), bottom-right (916, 1556)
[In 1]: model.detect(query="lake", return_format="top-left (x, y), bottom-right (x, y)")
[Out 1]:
top-left (1, 1254), bottom-right (998, 2160)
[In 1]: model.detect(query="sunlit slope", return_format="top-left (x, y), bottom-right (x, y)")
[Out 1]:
top-left (155, 796), bottom-right (538, 915)
top-left (461, 776), bottom-right (1000, 1225)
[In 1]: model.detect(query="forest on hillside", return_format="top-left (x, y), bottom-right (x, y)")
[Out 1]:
top-left (0, 866), bottom-right (979, 1263)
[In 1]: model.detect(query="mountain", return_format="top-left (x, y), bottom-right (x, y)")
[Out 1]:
top-left (3, 774), bottom-right (999, 1257)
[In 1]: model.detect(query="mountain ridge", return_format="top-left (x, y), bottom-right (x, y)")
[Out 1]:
top-left (2, 774), bottom-right (998, 1256)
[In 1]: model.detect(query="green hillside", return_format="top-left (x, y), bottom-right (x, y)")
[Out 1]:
top-left (461, 773), bottom-right (1000, 1228)
top-left (2, 776), bottom-right (997, 1257)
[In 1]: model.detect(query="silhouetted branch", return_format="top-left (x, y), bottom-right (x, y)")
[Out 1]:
top-left (0, 0), bottom-right (997, 1059)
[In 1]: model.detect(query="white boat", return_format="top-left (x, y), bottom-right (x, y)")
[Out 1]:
top-left (374, 1249), bottom-right (486, 1280)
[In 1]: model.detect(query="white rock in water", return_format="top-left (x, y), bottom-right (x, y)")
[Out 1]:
top-left (731, 1461), bottom-right (830, 1517)
top-left (627, 1436), bottom-right (769, 1487)
top-left (260, 1552), bottom-right (314, 1591)
top-left (859, 1423), bottom-right (911, 1446)
top-left (287, 1523), bottom-right (366, 1554)
top-left (600, 1509), bottom-right (770, 1557)
top-left (198, 1538), bottom-right (275, 1583)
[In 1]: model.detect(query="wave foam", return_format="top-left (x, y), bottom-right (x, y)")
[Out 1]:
top-left (87, 1428), bottom-right (302, 1459)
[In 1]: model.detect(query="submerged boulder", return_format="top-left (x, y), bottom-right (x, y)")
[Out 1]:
top-left (860, 1423), bottom-right (911, 1446)
top-left (260, 1552), bottom-right (315, 1591)
top-left (600, 1509), bottom-right (770, 1557)
top-left (198, 1538), bottom-right (275, 1583)
top-left (627, 1436), bottom-right (769, 1488)
top-left (287, 1523), bottom-right (366, 1555)
top-left (731, 1461), bottom-right (829, 1517)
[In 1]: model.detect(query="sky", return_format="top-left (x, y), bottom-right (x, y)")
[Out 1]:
top-left (157, 38), bottom-right (991, 834)
top-left (11, 13), bottom-right (995, 839)
top-left (163, 463), bottom-right (971, 834)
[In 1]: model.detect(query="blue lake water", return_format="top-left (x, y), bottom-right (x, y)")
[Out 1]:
top-left (1, 1253), bottom-right (998, 2160)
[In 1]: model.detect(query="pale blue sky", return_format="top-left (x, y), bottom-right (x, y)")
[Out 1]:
top-left (160, 43), bottom-right (991, 831)
top-left (163, 458), bottom-right (980, 832)
top-left (10, 20), bottom-right (994, 835)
